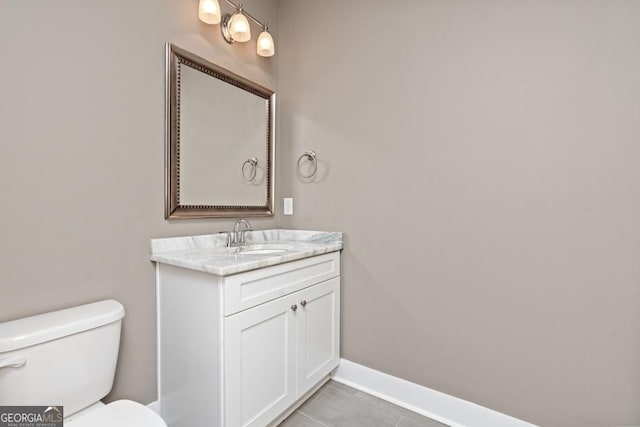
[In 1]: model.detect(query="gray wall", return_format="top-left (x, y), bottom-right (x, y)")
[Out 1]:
top-left (277, 1), bottom-right (640, 426)
top-left (0, 0), bottom-right (278, 404)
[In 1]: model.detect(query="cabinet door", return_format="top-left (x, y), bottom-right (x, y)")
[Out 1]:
top-left (296, 277), bottom-right (341, 397)
top-left (224, 294), bottom-right (297, 427)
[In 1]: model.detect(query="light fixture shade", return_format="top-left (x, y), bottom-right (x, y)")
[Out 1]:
top-left (199, 0), bottom-right (221, 24)
top-left (257, 30), bottom-right (275, 57)
top-left (229, 12), bottom-right (251, 42)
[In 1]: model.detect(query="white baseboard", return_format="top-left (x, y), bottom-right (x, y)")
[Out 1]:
top-left (331, 359), bottom-right (537, 427)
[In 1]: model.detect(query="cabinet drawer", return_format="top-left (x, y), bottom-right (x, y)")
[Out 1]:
top-left (223, 252), bottom-right (340, 316)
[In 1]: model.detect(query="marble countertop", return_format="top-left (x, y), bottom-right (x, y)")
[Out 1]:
top-left (150, 229), bottom-right (343, 276)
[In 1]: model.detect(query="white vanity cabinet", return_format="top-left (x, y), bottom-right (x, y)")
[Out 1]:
top-left (156, 251), bottom-right (341, 427)
top-left (225, 277), bottom-right (339, 427)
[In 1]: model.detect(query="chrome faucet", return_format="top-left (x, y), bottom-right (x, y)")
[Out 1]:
top-left (232, 219), bottom-right (253, 245)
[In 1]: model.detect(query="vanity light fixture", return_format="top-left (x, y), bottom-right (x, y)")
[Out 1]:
top-left (256, 27), bottom-right (275, 57)
top-left (198, 0), bottom-right (275, 57)
top-left (224, 6), bottom-right (251, 42)
top-left (198, 0), bottom-right (221, 24)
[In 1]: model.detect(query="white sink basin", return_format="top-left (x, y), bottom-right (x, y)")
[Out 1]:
top-left (235, 244), bottom-right (296, 256)
top-left (239, 248), bottom-right (288, 255)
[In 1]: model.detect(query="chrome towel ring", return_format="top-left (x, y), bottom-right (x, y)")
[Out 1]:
top-left (242, 157), bottom-right (258, 182)
top-left (297, 151), bottom-right (317, 178)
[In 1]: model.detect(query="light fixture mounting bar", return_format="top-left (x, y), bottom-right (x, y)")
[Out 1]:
top-left (223, 0), bottom-right (267, 28)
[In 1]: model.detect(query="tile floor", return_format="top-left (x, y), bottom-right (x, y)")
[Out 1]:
top-left (279, 380), bottom-right (448, 427)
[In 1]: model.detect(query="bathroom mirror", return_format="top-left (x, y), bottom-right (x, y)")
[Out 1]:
top-left (165, 44), bottom-right (275, 219)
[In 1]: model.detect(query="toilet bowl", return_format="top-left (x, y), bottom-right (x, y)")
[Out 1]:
top-left (0, 300), bottom-right (166, 427)
top-left (65, 400), bottom-right (164, 427)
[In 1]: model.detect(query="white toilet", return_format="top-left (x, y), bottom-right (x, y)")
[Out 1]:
top-left (0, 300), bottom-right (166, 427)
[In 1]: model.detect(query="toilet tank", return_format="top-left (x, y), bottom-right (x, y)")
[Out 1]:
top-left (0, 300), bottom-right (125, 416)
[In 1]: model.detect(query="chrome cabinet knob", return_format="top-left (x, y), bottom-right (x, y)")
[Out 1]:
top-left (291, 304), bottom-right (298, 312)
top-left (300, 300), bottom-right (307, 307)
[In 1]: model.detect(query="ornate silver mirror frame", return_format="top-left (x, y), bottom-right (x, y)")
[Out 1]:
top-left (165, 43), bottom-right (275, 219)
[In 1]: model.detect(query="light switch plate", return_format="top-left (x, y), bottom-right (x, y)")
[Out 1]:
top-left (283, 198), bottom-right (293, 215)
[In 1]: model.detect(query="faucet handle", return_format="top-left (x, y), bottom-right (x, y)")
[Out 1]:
top-left (217, 231), bottom-right (232, 247)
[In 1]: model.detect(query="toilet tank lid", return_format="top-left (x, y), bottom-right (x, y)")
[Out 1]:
top-left (0, 300), bottom-right (125, 353)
